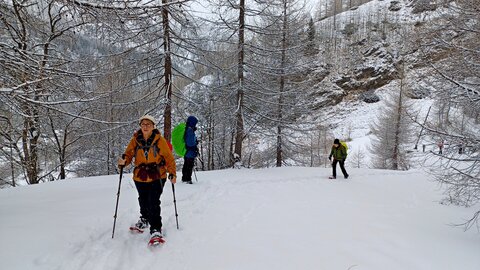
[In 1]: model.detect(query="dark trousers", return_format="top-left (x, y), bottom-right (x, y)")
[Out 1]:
top-left (332, 159), bottom-right (348, 178)
top-left (182, 157), bottom-right (195, 182)
top-left (134, 179), bottom-right (166, 233)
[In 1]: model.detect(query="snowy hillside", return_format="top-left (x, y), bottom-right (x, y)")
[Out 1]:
top-left (1, 167), bottom-right (479, 270)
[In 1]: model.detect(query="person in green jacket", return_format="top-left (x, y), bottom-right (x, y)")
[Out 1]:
top-left (328, 139), bottom-right (349, 179)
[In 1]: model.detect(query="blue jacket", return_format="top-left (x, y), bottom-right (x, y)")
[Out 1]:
top-left (185, 116), bottom-right (198, 158)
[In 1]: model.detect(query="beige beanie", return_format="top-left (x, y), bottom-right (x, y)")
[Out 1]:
top-left (139, 114), bottom-right (156, 126)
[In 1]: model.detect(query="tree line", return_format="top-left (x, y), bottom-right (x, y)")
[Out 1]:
top-left (1, 0), bottom-right (478, 229)
top-left (0, 0), bottom-right (325, 185)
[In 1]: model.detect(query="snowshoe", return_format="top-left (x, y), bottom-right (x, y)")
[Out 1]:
top-left (148, 230), bottom-right (165, 247)
top-left (129, 217), bottom-right (149, 234)
top-left (129, 226), bottom-right (144, 233)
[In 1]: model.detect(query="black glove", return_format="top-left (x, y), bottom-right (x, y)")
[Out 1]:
top-left (328, 156), bottom-right (332, 161)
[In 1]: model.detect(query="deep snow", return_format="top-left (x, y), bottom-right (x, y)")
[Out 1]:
top-left (1, 167), bottom-right (479, 270)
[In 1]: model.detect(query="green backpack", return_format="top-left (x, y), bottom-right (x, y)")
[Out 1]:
top-left (340, 141), bottom-right (348, 155)
top-left (171, 123), bottom-right (187, 157)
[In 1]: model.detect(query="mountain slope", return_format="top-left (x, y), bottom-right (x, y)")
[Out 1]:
top-left (0, 167), bottom-right (479, 270)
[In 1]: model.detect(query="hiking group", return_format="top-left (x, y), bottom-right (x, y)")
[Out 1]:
top-left (116, 114), bottom-right (348, 245)
top-left (116, 114), bottom-right (197, 246)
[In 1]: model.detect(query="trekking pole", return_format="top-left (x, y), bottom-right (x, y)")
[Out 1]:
top-left (171, 183), bottom-right (179, 229)
top-left (112, 155), bottom-right (126, 239)
top-left (193, 157), bottom-right (199, 182)
top-left (193, 167), bottom-right (198, 182)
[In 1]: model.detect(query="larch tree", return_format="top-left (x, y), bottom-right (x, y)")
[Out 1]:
top-left (208, 0), bottom-right (274, 166)
top-left (250, 0), bottom-right (316, 167)
top-left (415, 0), bottom-right (480, 228)
top-left (369, 77), bottom-right (414, 170)
top-left (0, 0), bottom-right (99, 184)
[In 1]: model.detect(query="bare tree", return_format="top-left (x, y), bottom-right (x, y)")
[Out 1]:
top-left (0, 0), bottom-right (98, 183)
top-left (204, 0), bottom-right (261, 166)
top-left (250, 0), bottom-right (316, 167)
top-left (349, 148), bottom-right (366, 168)
top-left (415, 0), bottom-right (480, 229)
top-left (370, 82), bottom-right (414, 170)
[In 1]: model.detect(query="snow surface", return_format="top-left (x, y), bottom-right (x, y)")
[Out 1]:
top-left (1, 167), bottom-right (479, 270)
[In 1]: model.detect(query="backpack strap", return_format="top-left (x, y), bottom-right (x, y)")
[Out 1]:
top-left (135, 129), bottom-right (161, 159)
top-left (155, 138), bottom-right (166, 166)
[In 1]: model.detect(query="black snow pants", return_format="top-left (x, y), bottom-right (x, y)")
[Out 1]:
top-left (134, 178), bottom-right (166, 233)
top-left (332, 159), bottom-right (348, 178)
top-left (182, 157), bottom-right (195, 182)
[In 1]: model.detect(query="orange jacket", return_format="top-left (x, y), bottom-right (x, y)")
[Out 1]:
top-left (123, 129), bottom-right (176, 182)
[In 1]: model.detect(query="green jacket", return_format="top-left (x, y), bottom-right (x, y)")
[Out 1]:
top-left (329, 144), bottom-right (347, 160)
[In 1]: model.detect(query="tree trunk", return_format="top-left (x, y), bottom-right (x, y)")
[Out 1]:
top-left (392, 72), bottom-right (405, 170)
top-left (234, 0), bottom-right (246, 163)
top-left (23, 117), bottom-right (40, 184)
top-left (276, 0), bottom-right (288, 167)
top-left (208, 96), bottom-right (215, 170)
top-left (60, 132), bottom-right (67, 179)
top-left (162, 0), bottom-right (173, 141)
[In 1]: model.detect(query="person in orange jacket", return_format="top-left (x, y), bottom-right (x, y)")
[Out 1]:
top-left (118, 115), bottom-right (176, 239)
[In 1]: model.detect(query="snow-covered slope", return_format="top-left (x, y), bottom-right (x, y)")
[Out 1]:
top-left (0, 167), bottom-right (478, 270)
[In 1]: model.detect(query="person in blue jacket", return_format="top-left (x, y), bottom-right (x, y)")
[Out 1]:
top-left (182, 116), bottom-right (198, 184)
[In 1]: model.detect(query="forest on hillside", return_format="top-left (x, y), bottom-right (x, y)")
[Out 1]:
top-left (1, 0), bottom-right (478, 219)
